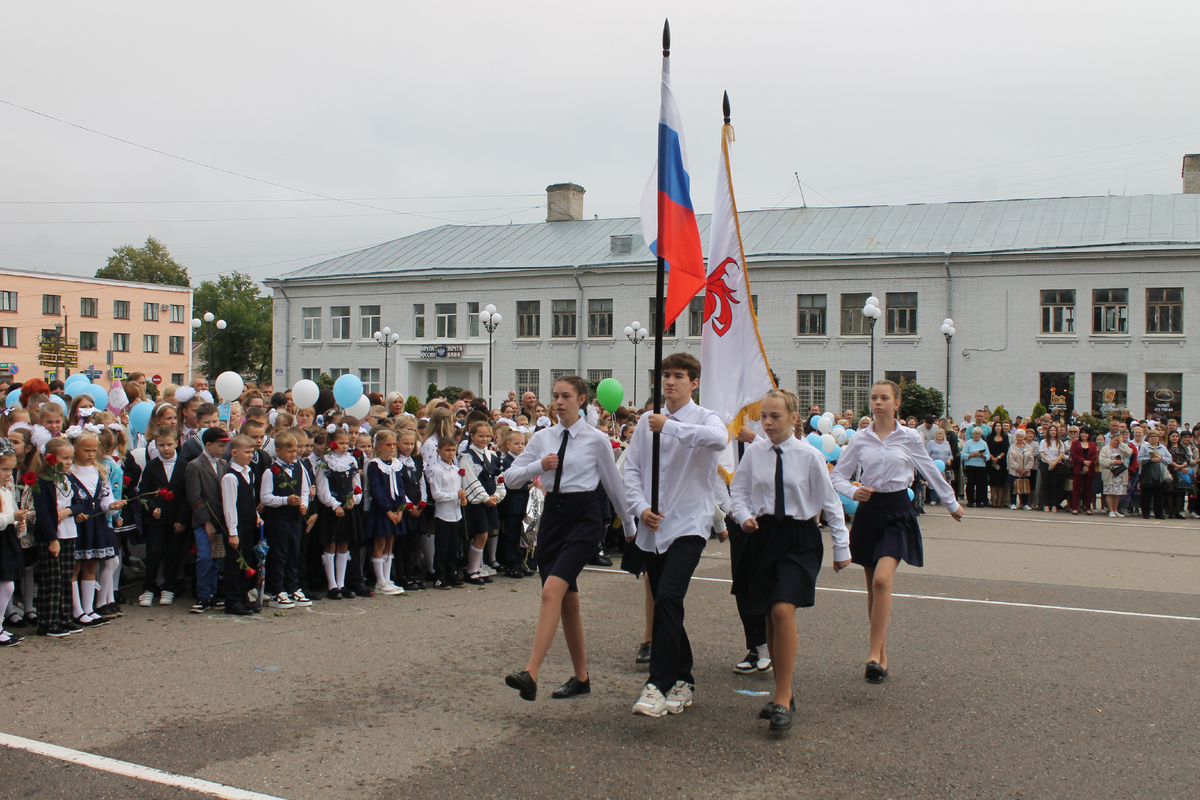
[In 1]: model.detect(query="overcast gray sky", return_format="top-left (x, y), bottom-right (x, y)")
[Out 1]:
top-left (3, 1), bottom-right (1198, 285)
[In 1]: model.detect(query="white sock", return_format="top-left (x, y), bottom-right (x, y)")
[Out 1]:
top-left (0, 582), bottom-right (13, 631)
top-left (371, 557), bottom-right (387, 587)
top-left (71, 581), bottom-right (83, 619)
top-left (484, 536), bottom-right (498, 565)
top-left (384, 555), bottom-right (394, 585)
top-left (100, 558), bottom-right (120, 606)
top-left (467, 545), bottom-right (484, 576)
top-left (23, 566), bottom-right (36, 614)
top-left (334, 552), bottom-right (349, 589)
top-left (321, 553), bottom-right (337, 590)
top-left (421, 535), bottom-right (435, 573)
top-left (81, 580), bottom-right (97, 616)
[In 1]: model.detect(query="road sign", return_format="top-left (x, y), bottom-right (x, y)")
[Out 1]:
top-left (111, 365), bottom-right (125, 381)
top-left (8, 364), bottom-right (16, 375)
top-left (152, 375), bottom-right (163, 385)
top-left (82, 369), bottom-right (104, 380)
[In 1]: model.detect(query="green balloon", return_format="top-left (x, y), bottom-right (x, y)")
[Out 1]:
top-left (596, 378), bottom-right (624, 412)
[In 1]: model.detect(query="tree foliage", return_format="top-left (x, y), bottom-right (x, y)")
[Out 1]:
top-left (404, 395), bottom-right (422, 415)
top-left (96, 236), bottom-right (190, 286)
top-left (1031, 401), bottom-right (1048, 420)
top-left (193, 272), bottom-right (272, 384)
top-left (898, 381), bottom-right (945, 422)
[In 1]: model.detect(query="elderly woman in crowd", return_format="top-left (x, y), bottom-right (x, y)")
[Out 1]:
top-left (1099, 431), bottom-right (1132, 518)
top-left (1007, 428), bottom-right (1035, 510)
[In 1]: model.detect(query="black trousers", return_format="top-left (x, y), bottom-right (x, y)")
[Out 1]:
top-left (727, 521), bottom-right (766, 651)
top-left (642, 535), bottom-right (706, 693)
top-left (1141, 485), bottom-right (1165, 518)
top-left (965, 468), bottom-right (989, 508)
top-left (434, 518), bottom-right (461, 581)
top-left (142, 520), bottom-right (185, 594)
top-left (265, 521), bottom-right (302, 595)
top-left (499, 512), bottom-right (524, 568)
top-left (223, 537), bottom-right (249, 604)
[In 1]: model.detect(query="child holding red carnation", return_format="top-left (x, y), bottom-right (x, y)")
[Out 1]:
top-left (137, 426), bottom-right (188, 607)
top-left (364, 429), bottom-right (405, 595)
top-left (219, 434), bottom-right (264, 615)
top-left (261, 431), bottom-right (310, 609)
top-left (395, 426), bottom-right (428, 590)
top-left (315, 429), bottom-right (361, 600)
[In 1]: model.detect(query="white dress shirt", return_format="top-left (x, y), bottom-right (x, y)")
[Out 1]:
top-left (729, 435), bottom-right (850, 562)
top-left (260, 459), bottom-right (311, 507)
top-left (462, 444), bottom-right (507, 506)
top-left (831, 422), bottom-right (960, 512)
top-left (315, 453), bottom-right (362, 510)
top-left (221, 462), bottom-right (254, 535)
top-left (505, 416), bottom-right (635, 533)
top-left (426, 457), bottom-right (463, 522)
top-left (623, 400), bottom-right (728, 553)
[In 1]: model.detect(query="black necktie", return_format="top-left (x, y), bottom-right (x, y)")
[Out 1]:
top-left (553, 429), bottom-right (570, 493)
top-left (773, 445), bottom-right (786, 518)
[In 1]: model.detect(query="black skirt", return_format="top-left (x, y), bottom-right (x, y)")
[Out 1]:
top-left (731, 515), bottom-right (823, 616)
top-left (537, 488), bottom-right (604, 593)
top-left (463, 503), bottom-right (499, 536)
top-left (849, 489), bottom-right (923, 568)
top-left (0, 524), bottom-right (22, 582)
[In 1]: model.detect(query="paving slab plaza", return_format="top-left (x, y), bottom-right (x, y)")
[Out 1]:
top-left (2, 508), bottom-right (1198, 800)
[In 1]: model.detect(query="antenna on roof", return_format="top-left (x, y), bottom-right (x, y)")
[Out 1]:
top-left (794, 172), bottom-right (807, 208)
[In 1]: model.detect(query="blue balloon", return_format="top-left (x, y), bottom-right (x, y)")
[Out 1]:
top-left (84, 384), bottom-right (109, 411)
top-left (64, 373), bottom-right (90, 386)
top-left (6, 389), bottom-right (20, 408)
top-left (805, 432), bottom-right (823, 449)
top-left (128, 400), bottom-right (155, 434)
top-left (809, 415), bottom-right (821, 431)
top-left (49, 394), bottom-right (67, 412)
top-left (907, 488), bottom-right (915, 500)
top-left (844, 427), bottom-right (856, 439)
top-left (840, 494), bottom-right (859, 514)
top-left (825, 444), bottom-right (842, 462)
top-left (332, 373), bottom-right (364, 409)
top-left (934, 459), bottom-right (946, 473)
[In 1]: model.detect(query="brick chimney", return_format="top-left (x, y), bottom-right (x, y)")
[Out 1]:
top-left (546, 183), bottom-right (585, 222)
top-left (1183, 155), bottom-right (1200, 193)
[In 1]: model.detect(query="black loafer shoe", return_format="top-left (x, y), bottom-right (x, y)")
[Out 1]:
top-left (635, 641), bottom-right (652, 665)
top-left (551, 676), bottom-right (591, 699)
top-left (505, 670), bottom-right (537, 701)
top-left (768, 699), bottom-right (796, 732)
top-left (225, 602), bottom-right (254, 616)
top-left (759, 696), bottom-right (794, 720)
top-left (865, 661), bottom-right (888, 684)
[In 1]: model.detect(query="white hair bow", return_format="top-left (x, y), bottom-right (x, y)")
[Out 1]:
top-left (77, 407), bottom-right (96, 418)
top-left (64, 425), bottom-right (84, 439)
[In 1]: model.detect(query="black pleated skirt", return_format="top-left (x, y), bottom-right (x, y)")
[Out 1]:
top-left (731, 515), bottom-right (823, 616)
top-left (849, 489), bottom-right (923, 568)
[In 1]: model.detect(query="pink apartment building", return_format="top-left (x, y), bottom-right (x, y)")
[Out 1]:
top-left (0, 267), bottom-right (194, 386)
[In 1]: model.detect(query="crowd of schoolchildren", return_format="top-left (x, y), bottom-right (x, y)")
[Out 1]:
top-left (0, 377), bottom-right (629, 647)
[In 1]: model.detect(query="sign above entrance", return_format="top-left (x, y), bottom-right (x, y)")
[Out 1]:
top-left (420, 345), bottom-right (463, 359)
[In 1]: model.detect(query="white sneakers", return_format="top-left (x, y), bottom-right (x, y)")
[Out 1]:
top-left (664, 681), bottom-right (694, 714)
top-left (755, 654), bottom-right (773, 673)
top-left (159, 591), bottom-right (174, 606)
top-left (377, 582), bottom-right (405, 596)
top-left (138, 591), bottom-right (154, 607)
top-left (632, 684), bottom-right (668, 717)
top-left (1010, 504), bottom-right (1017, 510)
top-left (1109, 511), bottom-right (1117, 518)
top-left (291, 590), bottom-right (313, 607)
top-left (269, 592), bottom-right (295, 609)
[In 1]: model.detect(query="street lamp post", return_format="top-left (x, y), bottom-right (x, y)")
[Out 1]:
top-left (861, 296), bottom-right (882, 386)
top-left (940, 318), bottom-right (956, 418)
top-left (372, 326), bottom-right (401, 395)
top-left (191, 312), bottom-right (226, 384)
top-left (623, 321), bottom-right (649, 407)
top-left (477, 304), bottom-right (502, 408)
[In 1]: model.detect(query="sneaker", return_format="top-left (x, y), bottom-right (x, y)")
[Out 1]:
top-left (190, 601), bottom-right (208, 614)
top-left (159, 591), bottom-right (174, 606)
top-left (138, 591), bottom-right (155, 607)
top-left (377, 582), bottom-right (404, 596)
top-left (269, 593), bottom-right (295, 609)
top-left (632, 684), bottom-right (668, 718)
top-left (664, 681), bottom-right (694, 714)
top-left (1023, 505), bottom-right (1031, 511)
top-left (733, 651), bottom-right (758, 674)
top-left (45, 625), bottom-right (71, 638)
top-left (65, 621), bottom-right (84, 634)
top-left (756, 653), bottom-right (773, 673)
top-left (1115, 511), bottom-right (1125, 518)
top-left (290, 590), bottom-right (312, 607)
top-left (479, 564), bottom-right (496, 577)
top-left (0, 632), bottom-right (23, 647)
top-left (434, 579), bottom-right (452, 590)
top-left (247, 589), bottom-right (258, 603)
top-left (1109, 511), bottom-right (1117, 518)
top-left (1190, 512), bottom-right (1200, 520)
top-left (1010, 504), bottom-right (1017, 510)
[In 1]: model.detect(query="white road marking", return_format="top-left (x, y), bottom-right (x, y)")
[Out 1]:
top-left (963, 511), bottom-right (1196, 530)
top-left (0, 731), bottom-right (290, 800)
top-left (582, 567), bottom-right (1200, 623)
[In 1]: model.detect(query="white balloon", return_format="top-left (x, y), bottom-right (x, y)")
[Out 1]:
top-left (291, 379), bottom-right (319, 410)
top-left (817, 416), bottom-right (833, 434)
top-left (820, 433), bottom-right (837, 454)
top-left (214, 371), bottom-right (244, 402)
top-left (832, 425), bottom-right (847, 445)
top-left (822, 411), bottom-right (834, 420)
top-left (346, 395), bottom-right (370, 418)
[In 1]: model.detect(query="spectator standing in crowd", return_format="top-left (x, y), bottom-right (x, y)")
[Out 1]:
top-left (961, 426), bottom-right (990, 508)
top-left (1099, 432), bottom-right (1132, 518)
top-left (1138, 429), bottom-right (1170, 520)
top-left (1070, 429), bottom-right (1098, 515)
top-left (1039, 424), bottom-right (1068, 513)
top-left (986, 424), bottom-right (1010, 508)
top-left (1008, 428), bottom-right (1034, 510)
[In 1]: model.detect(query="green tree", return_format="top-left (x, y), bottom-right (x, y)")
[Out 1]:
top-left (96, 236), bottom-right (190, 286)
top-left (898, 382), bottom-right (945, 421)
top-left (1031, 401), bottom-right (1048, 420)
top-left (316, 373), bottom-right (334, 392)
top-left (404, 395), bottom-right (422, 415)
top-left (193, 272), bottom-right (272, 384)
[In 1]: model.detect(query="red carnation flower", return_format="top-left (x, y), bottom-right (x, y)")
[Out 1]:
top-left (271, 465), bottom-right (282, 475)
top-left (418, 501), bottom-right (427, 510)
top-left (244, 567), bottom-right (256, 578)
top-left (458, 468), bottom-right (466, 476)
top-left (45, 453), bottom-right (58, 466)
top-left (352, 486), bottom-right (362, 495)
top-left (158, 488), bottom-right (175, 501)
top-left (352, 449), bottom-right (363, 460)
top-left (22, 473), bottom-right (36, 486)
top-left (328, 442), bottom-right (339, 451)
top-left (611, 440), bottom-right (620, 449)
top-left (122, 475), bottom-right (132, 486)
top-left (497, 476), bottom-right (505, 484)
top-left (405, 502), bottom-right (415, 511)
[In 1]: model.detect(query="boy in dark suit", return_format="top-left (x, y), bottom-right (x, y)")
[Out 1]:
top-left (185, 428), bottom-right (230, 613)
top-left (137, 426), bottom-right (188, 607)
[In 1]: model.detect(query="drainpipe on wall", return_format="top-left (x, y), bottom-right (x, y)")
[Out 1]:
top-left (278, 284), bottom-right (291, 387)
top-left (943, 251), bottom-right (953, 325)
top-left (572, 265), bottom-right (584, 375)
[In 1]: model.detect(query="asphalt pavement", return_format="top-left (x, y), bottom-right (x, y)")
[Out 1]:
top-left (2, 507), bottom-right (1198, 799)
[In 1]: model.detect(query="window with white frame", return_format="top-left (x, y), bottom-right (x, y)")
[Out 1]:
top-left (588, 299), bottom-right (613, 338)
top-left (1040, 289), bottom-right (1075, 334)
top-left (552, 300), bottom-right (576, 338)
top-left (112, 333), bottom-right (130, 352)
top-left (413, 304), bottom-right (426, 338)
top-left (170, 304), bottom-right (186, 323)
top-left (143, 334), bottom-right (159, 353)
top-left (79, 331), bottom-right (98, 351)
top-left (435, 303), bottom-right (457, 338)
top-left (517, 301), bottom-right (540, 338)
top-left (144, 302), bottom-right (160, 322)
top-left (587, 369), bottom-right (612, 383)
top-left (169, 335), bottom-right (184, 354)
top-left (885, 292), bottom-right (917, 335)
top-left (687, 296), bottom-right (705, 337)
top-left (840, 370), bottom-right (871, 415)
top-left (330, 306), bottom-right (351, 340)
top-left (0, 328), bottom-right (15, 347)
top-left (797, 294), bottom-right (826, 335)
top-left (840, 293), bottom-right (871, 335)
top-left (302, 307), bottom-right (321, 341)
top-left (515, 369), bottom-right (540, 398)
top-left (467, 301), bottom-right (480, 337)
top-left (80, 297), bottom-right (98, 318)
top-left (360, 305), bottom-right (381, 340)
top-left (1146, 288), bottom-right (1183, 334)
top-left (359, 368), bottom-right (380, 395)
top-left (796, 370), bottom-right (826, 410)
top-left (1092, 289), bottom-right (1128, 334)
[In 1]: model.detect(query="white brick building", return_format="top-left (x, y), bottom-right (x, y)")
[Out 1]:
top-left (267, 183), bottom-right (1200, 422)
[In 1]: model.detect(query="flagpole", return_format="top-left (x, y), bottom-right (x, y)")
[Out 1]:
top-left (651, 18), bottom-right (670, 515)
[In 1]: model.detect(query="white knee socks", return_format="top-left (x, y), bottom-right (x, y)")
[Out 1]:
top-left (71, 580), bottom-right (83, 619)
top-left (484, 536), bottom-right (498, 565)
top-left (384, 555), bottom-right (395, 585)
top-left (99, 558), bottom-right (120, 607)
top-left (321, 553), bottom-right (337, 590)
top-left (0, 582), bottom-right (13, 632)
top-left (467, 545), bottom-right (484, 577)
top-left (334, 552), bottom-right (349, 589)
top-left (81, 580), bottom-right (97, 616)
top-left (371, 557), bottom-right (387, 588)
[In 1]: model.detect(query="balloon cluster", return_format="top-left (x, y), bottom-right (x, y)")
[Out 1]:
top-left (805, 411), bottom-right (854, 462)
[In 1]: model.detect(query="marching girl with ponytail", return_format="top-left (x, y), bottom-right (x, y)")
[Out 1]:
top-left (831, 380), bottom-right (963, 684)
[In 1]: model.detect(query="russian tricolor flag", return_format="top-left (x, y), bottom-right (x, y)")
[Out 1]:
top-left (640, 53), bottom-right (706, 330)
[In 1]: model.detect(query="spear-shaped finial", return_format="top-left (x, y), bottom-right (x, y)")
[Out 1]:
top-left (663, 19), bottom-right (671, 57)
top-left (723, 91), bottom-right (731, 125)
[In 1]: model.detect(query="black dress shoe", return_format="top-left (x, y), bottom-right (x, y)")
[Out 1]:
top-left (759, 696), bottom-right (795, 721)
top-left (505, 670), bottom-right (537, 701)
top-left (225, 602), bottom-right (254, 616)
top-left (768, 698), bottom-right (796, 732)
top-left (865, 661), bottom-right (888, 684)
top-left (588, 553), bottom-right (613, 567)
top-left (551, 676), bottom-right (591, 699)
top-left (635, 641), bottom-right (652, 665)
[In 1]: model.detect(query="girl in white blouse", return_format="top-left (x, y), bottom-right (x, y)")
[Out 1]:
top-left (831, 380), bottom-right (963, 684)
